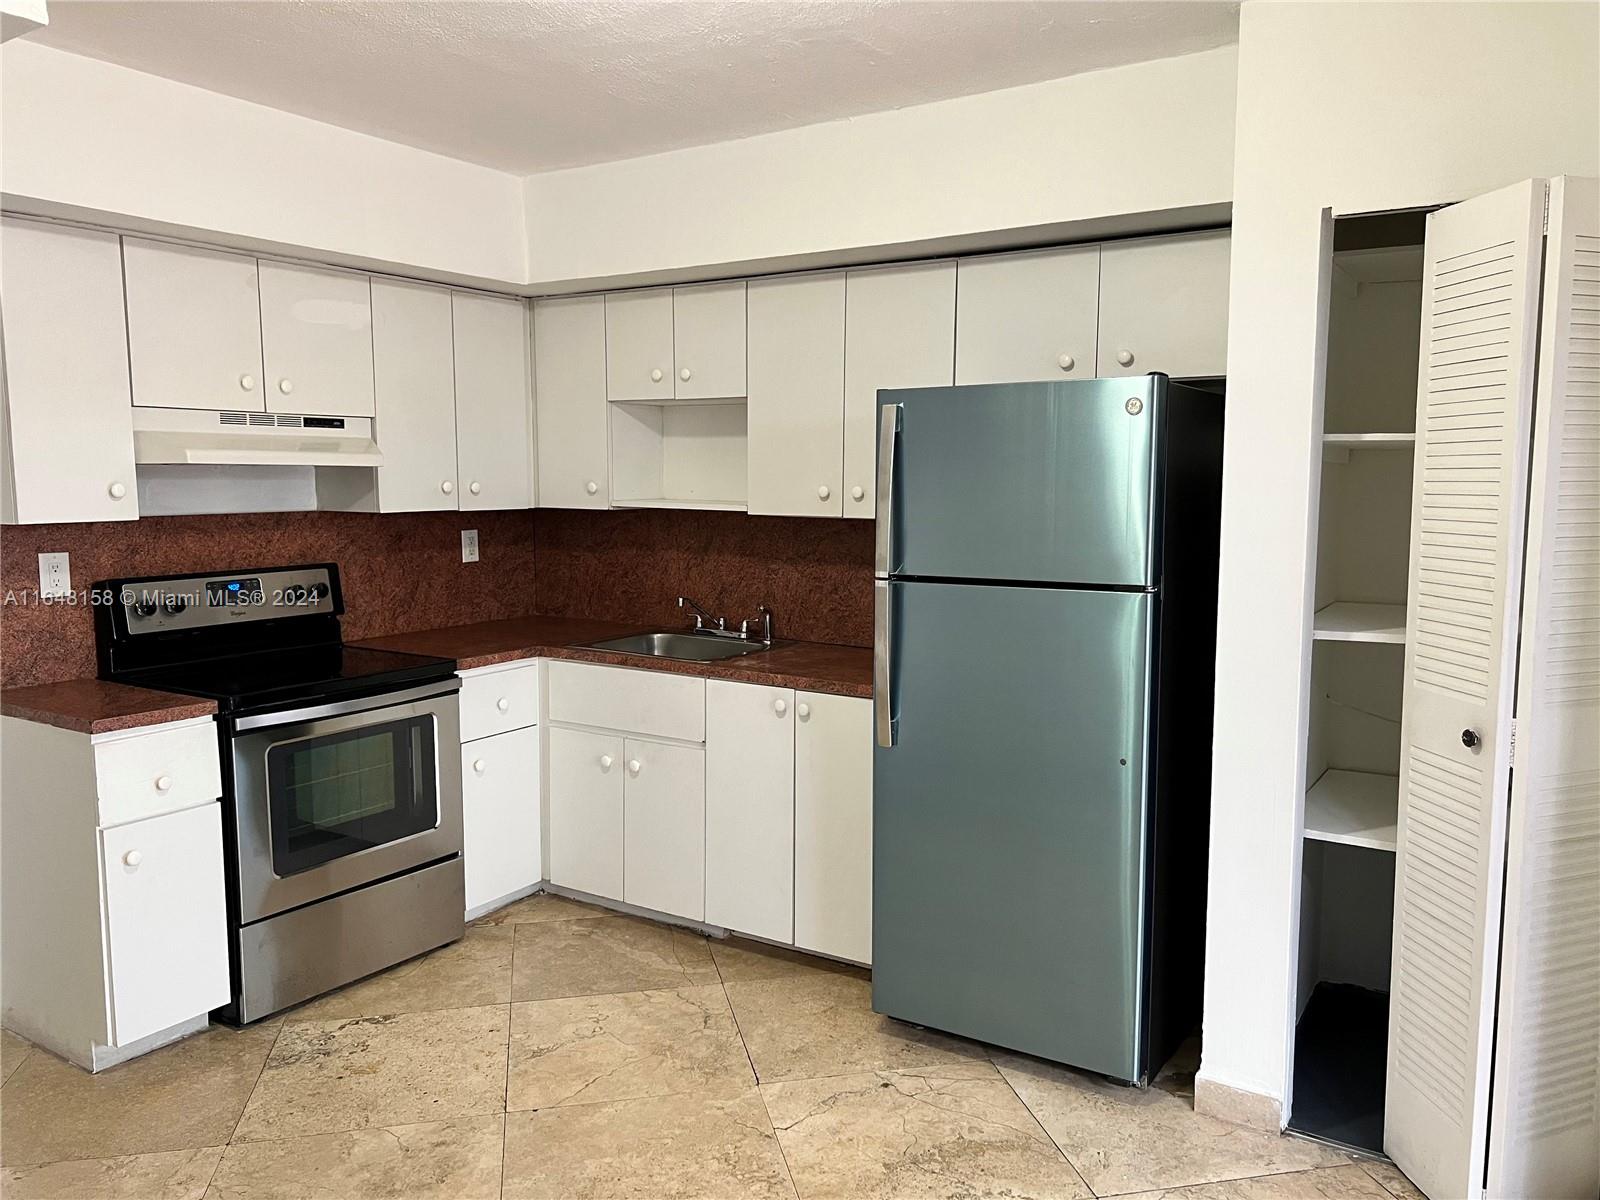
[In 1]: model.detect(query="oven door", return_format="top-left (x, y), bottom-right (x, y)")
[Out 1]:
top-left (229, 679), bottom-right (462, 924)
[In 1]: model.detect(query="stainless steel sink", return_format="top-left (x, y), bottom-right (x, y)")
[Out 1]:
top-left (584, 631), bottom-right (770, 662)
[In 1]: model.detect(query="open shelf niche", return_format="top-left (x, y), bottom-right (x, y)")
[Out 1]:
top-left (609, 397), bottom-right (749, 511)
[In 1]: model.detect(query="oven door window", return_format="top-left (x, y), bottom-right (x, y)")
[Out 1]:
top-left (265, 715), bottom-right (438, 876)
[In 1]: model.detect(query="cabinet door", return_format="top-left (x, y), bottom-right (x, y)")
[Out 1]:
top-left (842, 261), bottom-right (956, 519)
top-left (548, 727), bottom-right (625, 899)
top-left (1, 219), bottom-right (139, 524)
top-left (747, 273), bottom-right (845, 517)
top-left (705, 681), bottom-right (795, 941)
top-left (794, 692), bottom-right (873, 963)
top-left (100, 804), bottom-right (229, 1046)
top-left (623, 739), bottom-right (705, 921)
top-left (371, 279), bottom-right (458, 511)
top-left (258, 261), bottom-right (375, 416)
top-left (605, 289), bottom-right (674, 401)
top-left (123, 237), bottom-right (264, 412)
top-left (954, 246), bottom-right (1099, 386)
top-left (673, 281), bottom-right (746, 400)
top-left (462, 727), bottom-right (541, 913)
top-left (1097, 231), bottom-right (1230, 378)
top-left (453, 292), bottom-right (533, 511)
top-left (534, 296), bottom-right (609, 508)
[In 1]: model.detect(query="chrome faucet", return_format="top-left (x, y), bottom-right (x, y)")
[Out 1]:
top-left (677, 595), bottom-right (724, 631)
top-left (740, 605), bottom-right (774, 646)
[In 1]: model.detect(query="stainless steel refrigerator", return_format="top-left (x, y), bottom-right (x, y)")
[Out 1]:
top-left (871, 374), bottom-right (1223, 1085)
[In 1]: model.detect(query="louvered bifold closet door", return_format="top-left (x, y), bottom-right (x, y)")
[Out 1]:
top-left (1486, 176), bottom-right (1600, 1200)
top-left (1385, 178), bottom-right (1546, 1200)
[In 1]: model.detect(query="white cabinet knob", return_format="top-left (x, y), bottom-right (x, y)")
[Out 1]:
top-left (599, 754), bottom-right (614, 770)
top-left (441, 480), bottom-right (454, 495)
top-left (816, 485), bottom-right (831, 501)
top-left (122, 850), bottom-right (143, 868)
top-left (650, 368), bottom-right (664, 383)
top-left (586, 480), bottom-right (599, 495)
top-left (469, 481), bottom-right (482, 495)
top-left (774, 698), bottom-right (788, 716)
top-left (278, 378), bottom-right (294, 395)
top-left (627, 759), bottom-right (641, 776)
top-left (1057, 354), bottom-right (1075, 372)
top-left (797, 702), bottom-right (811, 719)
top-left (154, 775), bottom-right (173, 792)
top-left (108, 481), bottom-right (128, 500)
top-left (239, 373), bottom-right (256, 391)
top-left (679, 367), bottom-right (692, 382)
top-left (851, 485), bottom-right (865, 502)
top-left (496, 697), bottom-right (510, 712)
top-left (472, 758), bottom-right (486, 775)
top-left (1116, 349), bottom-right (1135, 368)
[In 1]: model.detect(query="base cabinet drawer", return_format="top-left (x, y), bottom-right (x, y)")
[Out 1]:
top-left (94, 722), bottom-right (222, 827)
top-left (622, 739), bottom-right (705, 922)
top-left (794, 692), bottom-right (873, 964)
top-left (459, 662), bottom-right (540, 741)
top-left (462, 727), bottom-right (541, 913)
top-left (100, 804), bottom-right (229, 1046)
top-left (548, 727), bottom-right (624, 899)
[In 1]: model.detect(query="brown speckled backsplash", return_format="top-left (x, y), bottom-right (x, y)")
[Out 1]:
top-left (2, 508), bottom-right (872, 688)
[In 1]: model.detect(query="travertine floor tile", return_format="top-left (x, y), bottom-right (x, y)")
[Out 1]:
top-left (502, 1088), bottom-right (795, 1200)
top-left (507, 985), bottom-right (752, 1110)
top-left (0, 1025), bottom-right (278, 1167)
top-left (475, 892), bottom-right (611, 926)
top-left (0, 1145), bottom-right (221, 1199)
top-left (511, 916), bottom-right (718, 1001)
top-left (1, 1029), bottom-right (33, 1087)
top-left (1109, 1163), bottom-right (1392, 1199)
top-left (1356, 1158), bottom-right (1426, 1199)
top-left (287, 926), bottom-right (513, 1020)
top-left (994, 1052), bottom-right (1345, 1196)
top-left (725, 971), bottom-right (986, 1083)
top-left (710, 937), bottom-right (867, 984)
top-left (762, 1060), bottom-right (1091, 1199)
top-left (206, 1114), bottom-right (502, 1200)
top-left (231, 1007), bottom-right (508, 1143)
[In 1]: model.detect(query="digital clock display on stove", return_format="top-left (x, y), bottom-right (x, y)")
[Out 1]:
top-left (206, 577), bottom-right (265, 607)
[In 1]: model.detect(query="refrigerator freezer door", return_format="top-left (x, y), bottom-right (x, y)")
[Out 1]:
top-left (872, 579), bottom-right (1154, 1080)
top-left (880, 377), bottom-right (1160, 587)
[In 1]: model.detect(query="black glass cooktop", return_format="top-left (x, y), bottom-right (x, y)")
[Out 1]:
top-left (118, 644), bottom-right (456, 716)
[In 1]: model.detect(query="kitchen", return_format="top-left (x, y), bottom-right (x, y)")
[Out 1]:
top-left (0, 4), bottom-right (1596, 1200)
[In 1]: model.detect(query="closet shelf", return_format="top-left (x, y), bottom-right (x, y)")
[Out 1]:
top-left (1313, 602), bottom-right (1406, 644)
top-left (1322, 432), bottom-right (1416, 448)
top-left (1305, 770), bottom-right (1398, 853)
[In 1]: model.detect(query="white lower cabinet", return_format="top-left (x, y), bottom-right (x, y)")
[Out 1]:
top-left (705, 680), bottom-right (795, 942)
top-left (794, 692), bottom-right (874, 963)
top-left (622, 739), bottom-right (706, 921)
top-left (461, 727), bottom-right (541, 914)
top-left (548, 726), bottom-right (625, 899)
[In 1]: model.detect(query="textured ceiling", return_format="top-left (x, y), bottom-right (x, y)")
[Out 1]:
top-left (31, 1), bottom-right (1240, 173)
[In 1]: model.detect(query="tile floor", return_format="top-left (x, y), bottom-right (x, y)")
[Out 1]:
top-left (0, 894), bottom-right (1424, 1199)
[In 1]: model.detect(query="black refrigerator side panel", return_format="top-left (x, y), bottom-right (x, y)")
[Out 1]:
top-left (1141, 380), bottom-right (1225, 1077)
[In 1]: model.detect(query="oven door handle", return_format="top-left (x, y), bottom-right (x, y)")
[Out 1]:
top-left (232, 677), bottom-right (461, 732)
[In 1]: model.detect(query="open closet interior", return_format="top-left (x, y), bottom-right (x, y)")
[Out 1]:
top-left (1292, 210), bottom-right (1427, 1154)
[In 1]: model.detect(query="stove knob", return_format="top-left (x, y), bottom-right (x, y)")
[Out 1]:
top-left (308, 582), bottom-right (330, 602)
top-left (132, 599), bottom-right (159, 619)
top-left (162, 596), bottom-right (189, 615)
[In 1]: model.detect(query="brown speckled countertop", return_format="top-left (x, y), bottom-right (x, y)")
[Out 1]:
top-left (356, 615), bottom-right (872, 699)
top-left (0, 678), bottom-right (218, 735)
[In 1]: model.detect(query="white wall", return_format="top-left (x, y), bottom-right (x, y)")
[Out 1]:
top-left (0, 40), bottom-right (527, 287)
top-left (523, 46), bottom-right (1238, 291)
top-left (1202, 0), bottom-right (1600, 1114)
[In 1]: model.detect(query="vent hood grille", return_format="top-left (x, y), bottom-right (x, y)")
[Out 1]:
top-left (132, 408), bottom-right (381, 467)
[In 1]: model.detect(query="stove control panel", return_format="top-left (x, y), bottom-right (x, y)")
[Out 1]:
top-left (116, 566), bottom-right (337, 634)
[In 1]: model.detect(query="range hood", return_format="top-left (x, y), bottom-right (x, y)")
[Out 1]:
top-left (132, 408), bottom-right (383, 467)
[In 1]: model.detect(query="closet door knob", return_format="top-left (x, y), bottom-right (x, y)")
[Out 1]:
top-left (472, 759), bottom-right (487, 775)
top-left (1057, 354), bottom-right (1075, 371)
top-left (122, 850), bottom-right (143, 869)
top-left (599, 754), bottom-right (614, 770)
top-left (496, 697), bottom-right (510, 713)
top-left (586, 480), bottom-right (599, 495)
top-left (239, 373), bottom-right (256, 391)
top-left (1461, 728), bottom-right (1482, 750)
top-left (650, 368), bottom-right (664, 383)
top-left (851, 485), bottom-right (865, 502)
top-left (679, 367), bottom-right (692, 382)
top-left (154, 775), bottom-right (173, 792)
top-left (627, 759), bottom-right (641, 776)
top-left (441, 480), bottom-right (454, 495)
top-left (108, 481), bottom-right (128, 500)
top-left (817, 485), bottom-right (830, 501)
top-left (469, 481), bottom-right (482, 495)
top-left (278, 378), bottom-right (294, 395)
top-left (1116, 349), bottom-right (1135, 368)
top-left (797, 702), bottom-right (811, 719)
top-left (774, 698), bottom-right (788, 716)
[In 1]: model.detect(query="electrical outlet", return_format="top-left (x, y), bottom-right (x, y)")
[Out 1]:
top-left (38, 552), bottom-right (71, 599)
top-left (461, 529), bottom-right (480, 563)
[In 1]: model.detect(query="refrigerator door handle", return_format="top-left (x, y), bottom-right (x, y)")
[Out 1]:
top-left (874, 579), bottom-right (896, 747)
top-left (874, 404), bottom-right (901, 577)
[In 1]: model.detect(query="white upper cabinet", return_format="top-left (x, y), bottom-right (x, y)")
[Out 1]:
top-left (605, 288), bottom-right (675, 401)
top-left (370, 279), bottom-right (458, 512)
top-left (534, 295), bottom-right (609, 509)
top-left (747, 272), bottom-right (846, 517)
top-left (1, 218), bottom-right (139, 524)
top-left (453, 292), bottom-right (534, 511)
top-left (673, 281), bottom-right (746, 400)
top-left (955, 245), bottom-right (1099, 385)
top-left (123, 238), bottom-right (264, 413)
top-left (842, 261), bottom-right (956, 519)
top-left (1097, 230), bottom-right (1230, 378)
top-left (258, 261), bottom-right (375, 416)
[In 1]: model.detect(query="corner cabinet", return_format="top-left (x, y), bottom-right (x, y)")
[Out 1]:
top-left (533, 295), bottom-right (610, 509)
top-left (453, 292), bottom-right (535, 510)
